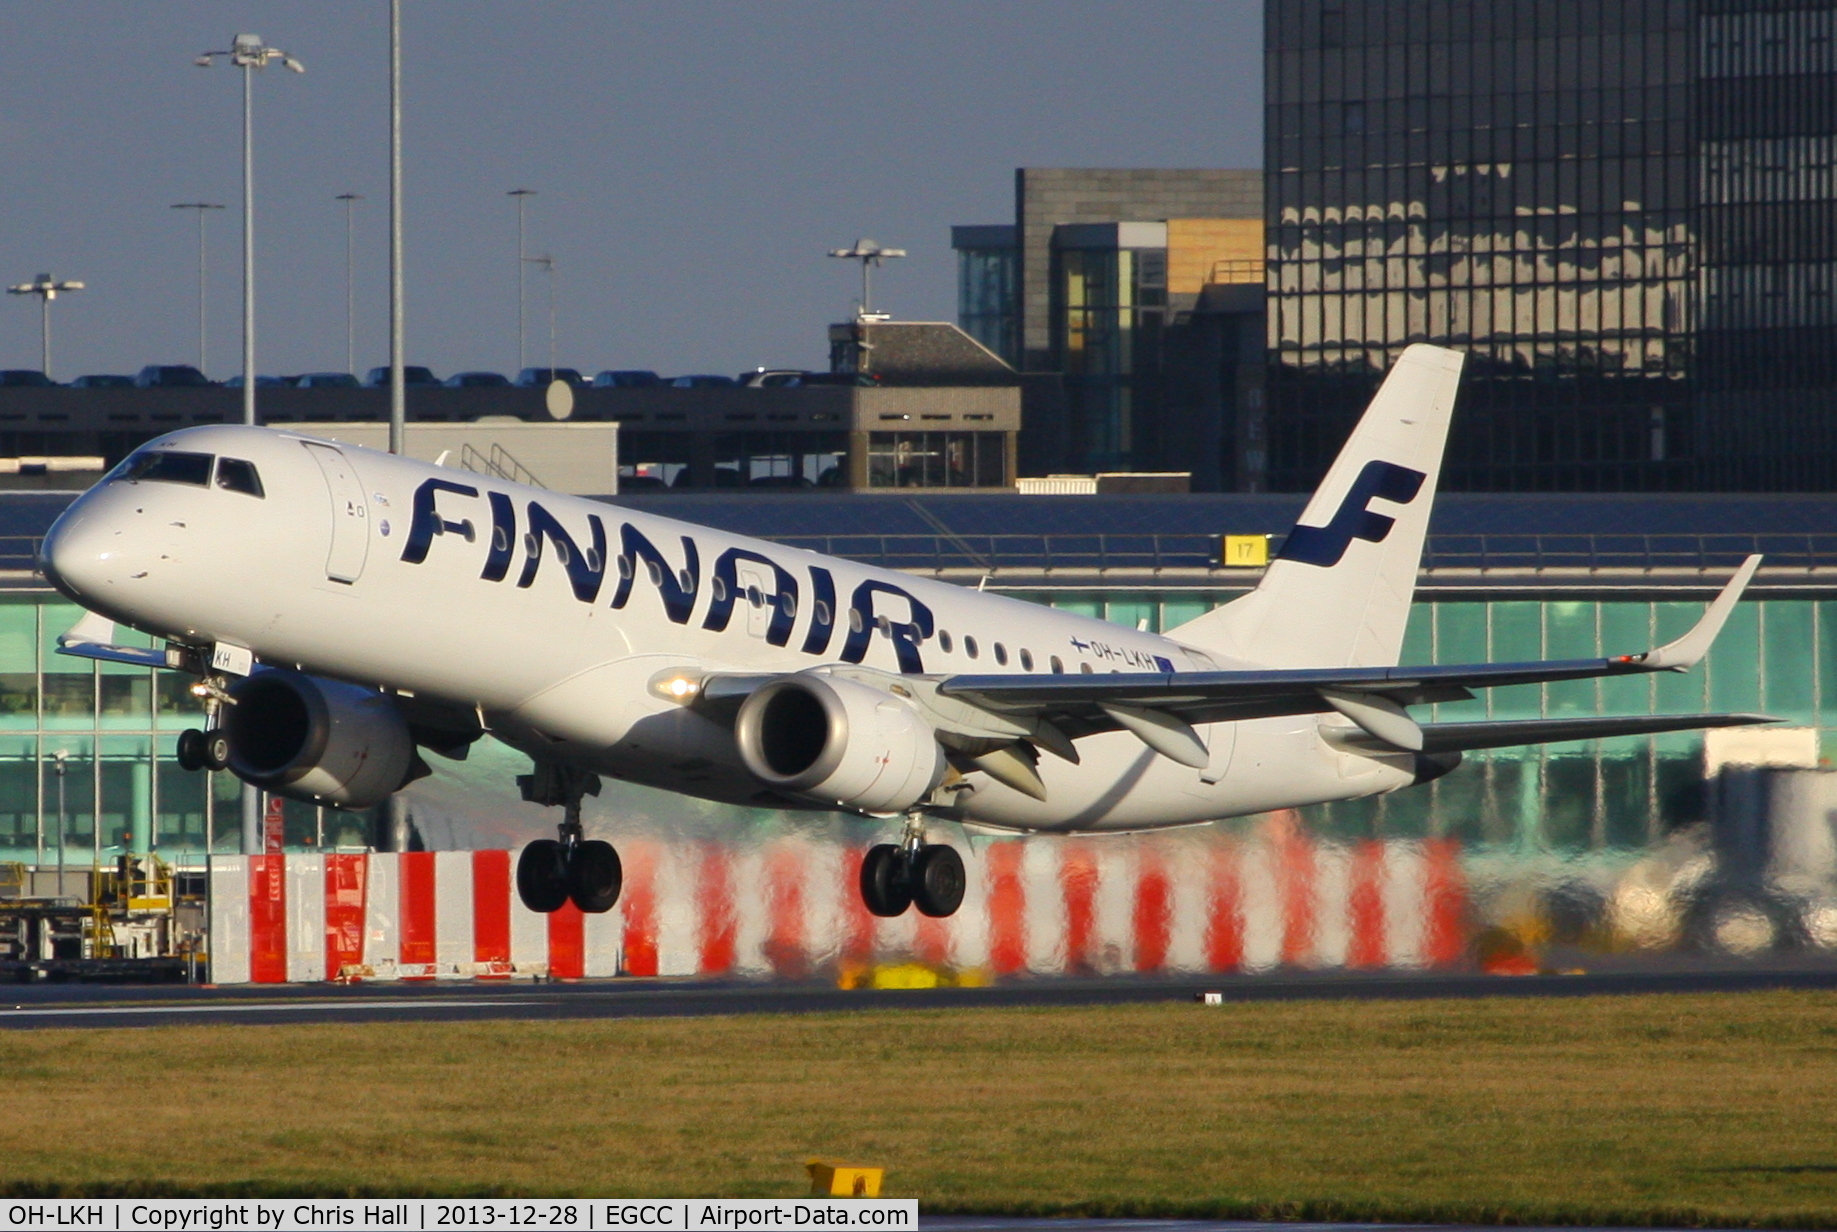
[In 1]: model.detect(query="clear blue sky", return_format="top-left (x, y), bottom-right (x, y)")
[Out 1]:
top-left (0, 2), bottom-right (1262, 381)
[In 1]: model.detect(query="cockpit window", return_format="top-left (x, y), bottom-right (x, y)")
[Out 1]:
top-left (118, 450), bottom-right (213, 487)
top-left (215, 457), bottom-right (265, 498)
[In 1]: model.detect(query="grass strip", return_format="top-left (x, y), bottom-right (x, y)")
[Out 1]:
top-left (0, 990), bottom-right (1834, 1225)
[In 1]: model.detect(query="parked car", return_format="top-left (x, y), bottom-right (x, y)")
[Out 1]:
top-left (294, 372), bottom-right (361, 389)
top-left (444, 371), bottom-right (510, 388)
top-left (738, 369), bottom-right (810, 388)
top-left (515, 367), bottom-right (586, 388)
top-left (797, 371), bottom-right (882, 387)
top-left (669, 374), bottom-right (738, 388)
top-left (224, 374), bottom-right (295, 388)
top-left (0, 370), bottom-right (56, 387)
top-left (363, 365), bottom-right (441, 388)
top-left (134, 365), bottom-right (213, 388)
top-left (592, 369), bottom-right (661, 388)
top-left (69, 374), bottom-right (133, 388)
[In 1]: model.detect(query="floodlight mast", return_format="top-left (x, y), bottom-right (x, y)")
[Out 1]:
top-left (508, 189), bottom-right (536, 370)
top-left (827, 238), bottom-right (906, 319)
top-left (195, 33), bottom-right (303, 858)
top-left (335, 194), bottom-right (362, 376)
top-left (6, 274), bottom-right (84, 378)
top-left (195, 33), bottom-right (305, 428)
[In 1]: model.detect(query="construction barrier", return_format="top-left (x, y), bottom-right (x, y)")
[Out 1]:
top-left (206, 819), bottom-right (1468, 984)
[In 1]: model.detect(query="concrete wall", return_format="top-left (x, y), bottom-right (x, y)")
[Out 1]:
top-left (291, 422), bottom-right (620, 495)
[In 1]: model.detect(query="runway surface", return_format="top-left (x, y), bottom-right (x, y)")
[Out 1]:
top-left (3, 962), bottom-right (1837, 1028)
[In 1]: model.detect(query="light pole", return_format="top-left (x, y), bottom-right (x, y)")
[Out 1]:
top-left (196, 34), bottom-right (302, 859)
top-left (170, 203), bottom-right (224, 373)
top-left (7, 274), bottom-right (84, 378)
top-left (196, 34), bottom-right (305, 427)
top-left (507, 189), bottom-right (536, 370)
top-left (524, 255), bottom-right (557, 376)
top-left (335, 193), bottom-right (362, 375)
top-left (388, 0), bottom-right (405, 458)
top-left (827, 238), bottom-right (906, 319)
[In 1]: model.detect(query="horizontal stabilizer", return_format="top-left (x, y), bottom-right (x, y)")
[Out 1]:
top-left (1336, 712), bottom-right (1776, 756)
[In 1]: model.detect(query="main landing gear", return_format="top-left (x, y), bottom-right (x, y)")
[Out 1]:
top-left (860, 813), bottom-right (966, 919)
top-left (516, 763), bottom-right (621, 914)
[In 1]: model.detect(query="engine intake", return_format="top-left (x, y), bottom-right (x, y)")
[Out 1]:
top-left (225, 669), bottom-right (419, 809)
top-left (735, 674), bottom-right (944, 813)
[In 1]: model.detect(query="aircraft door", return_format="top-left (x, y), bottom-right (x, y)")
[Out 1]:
top-left (736, 561), bottom-right (773, 637)
top-left (302, 442), bottom-right (370, 583)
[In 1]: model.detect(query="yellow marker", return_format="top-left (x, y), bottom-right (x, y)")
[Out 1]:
top-left (806, 1160), bottom-right (884, 1198)
top-left (1221, 534), bottom-right (1269, 567)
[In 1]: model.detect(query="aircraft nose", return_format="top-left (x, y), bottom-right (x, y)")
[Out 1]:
top-left (40, 494), bottom-right (125, 605)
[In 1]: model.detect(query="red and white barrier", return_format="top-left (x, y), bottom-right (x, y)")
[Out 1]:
top-left (207, 819), bottom-right (1467, 984)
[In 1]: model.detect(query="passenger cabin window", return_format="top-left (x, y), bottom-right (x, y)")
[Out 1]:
top-left (1019, 649), bottom-right (1034, 671)
top-left (119, 450), bottom-right (213, 488)
top-left (964, 636), bottom-right (979, 660)
top-left (939, 630), bottom-right (953, 653)
top-left (214, 457), bottom-right (264, 498)
top-left (1050, 656), bottom-right (1064, 673)
top-left (993, 643), bottom-right (1008, 666)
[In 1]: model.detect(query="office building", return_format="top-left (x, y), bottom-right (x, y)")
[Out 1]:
top-left (1266, 0), bottom-right (1837, 491)
top-left (954, 169), bottom-right (1265, 484)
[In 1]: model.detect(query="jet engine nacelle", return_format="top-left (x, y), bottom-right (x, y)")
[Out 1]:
top-left (734, 674), bottom-right (945, 813)
top-left (224, 669), bottom-right (418, 809)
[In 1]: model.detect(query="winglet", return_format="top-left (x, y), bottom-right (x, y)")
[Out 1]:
top-left (1631, 555), bottom-right (1762, 672)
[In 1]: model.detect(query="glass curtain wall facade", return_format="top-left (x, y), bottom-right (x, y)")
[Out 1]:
top-left (954, 226), bottom-right (1022, 367)
top-left (1266, 0), bottom-right (1837, 493)
top-left (1052, 242), bottom-right (1169, 471)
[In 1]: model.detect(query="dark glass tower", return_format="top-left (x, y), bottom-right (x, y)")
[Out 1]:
top-left (1266, 0), bottom-right (1837, 492)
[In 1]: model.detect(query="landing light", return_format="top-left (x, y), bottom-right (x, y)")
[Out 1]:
top-left (648, 669), bottom-right (705, 705)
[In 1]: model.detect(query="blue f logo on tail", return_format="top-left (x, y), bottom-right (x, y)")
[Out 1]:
top-left (1278, 460), bottom-right (1427, 568)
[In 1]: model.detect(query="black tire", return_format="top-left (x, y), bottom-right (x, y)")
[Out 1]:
top-left (912, 845), bottom-right (967, 918)
top-left (202, 729), bottom-right (231, 773)
top-left (175, 728), bottom-right (206, 773)
top-left (569, 839), bottom-right (623, 913)
top-left (860, 843), bottom-right (912, 918)
top-left (516, 839), bottom-right (570, 913)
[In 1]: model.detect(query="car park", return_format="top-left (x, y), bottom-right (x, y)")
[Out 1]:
top-left (592, 369), bottom-right (661, 388)
top-left (294, 372), bottom-right (361, 389)
top-left (444, 371), bottom-right (511, 388)
top-left (363, 366), bottom-right (442, 387)
top-left (669, 373), bottom-right (738, 388)
top-left (134, 365), bottom-right (214, 388)
top-left (224, 374), bottom-right (295, 388)
top-left (739, 369), bottom-right (809, 388)
top-left (69, 374), bottom-right (134, 388)
top-left (515, 367), bottom-right (586, 388)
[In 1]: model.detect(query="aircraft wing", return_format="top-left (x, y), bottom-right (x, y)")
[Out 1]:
top-left (935, 555), bottom-right (1768, 754)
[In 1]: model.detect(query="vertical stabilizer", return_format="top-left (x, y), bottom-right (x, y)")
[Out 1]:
top-left (1169, 344), bottom-right (1465, 668)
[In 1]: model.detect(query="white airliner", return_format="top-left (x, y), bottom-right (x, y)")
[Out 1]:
top-left (39, 344), bottom-right (1767, 919)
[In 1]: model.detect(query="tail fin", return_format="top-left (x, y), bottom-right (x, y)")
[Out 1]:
top-left (1169, 343), bottom-right (1465, 669)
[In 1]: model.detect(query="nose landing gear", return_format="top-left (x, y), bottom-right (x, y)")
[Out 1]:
top-left (174, 674), bottom-right (236, 774)
top-left (515, 763), bottom-right (622, 914)
top-left (860, 813), bottom-right (965, 918)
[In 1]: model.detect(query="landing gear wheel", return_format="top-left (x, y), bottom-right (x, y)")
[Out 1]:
top-left (912, 845), bottom-right (966, 918)
top-left (516, 839), bottom-right (570, 913)
top-left (202, 729), bottom-right (231, 773)
top-left (860, 843), bottom-right (913, 917)
top-left (568, 840), bottom-right (623, 913)
top-left (176, 728), bottom-right (206, 772)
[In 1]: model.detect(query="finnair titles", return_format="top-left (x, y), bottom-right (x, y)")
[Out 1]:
top-left (41, 345), bottom-right (1770, 920)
